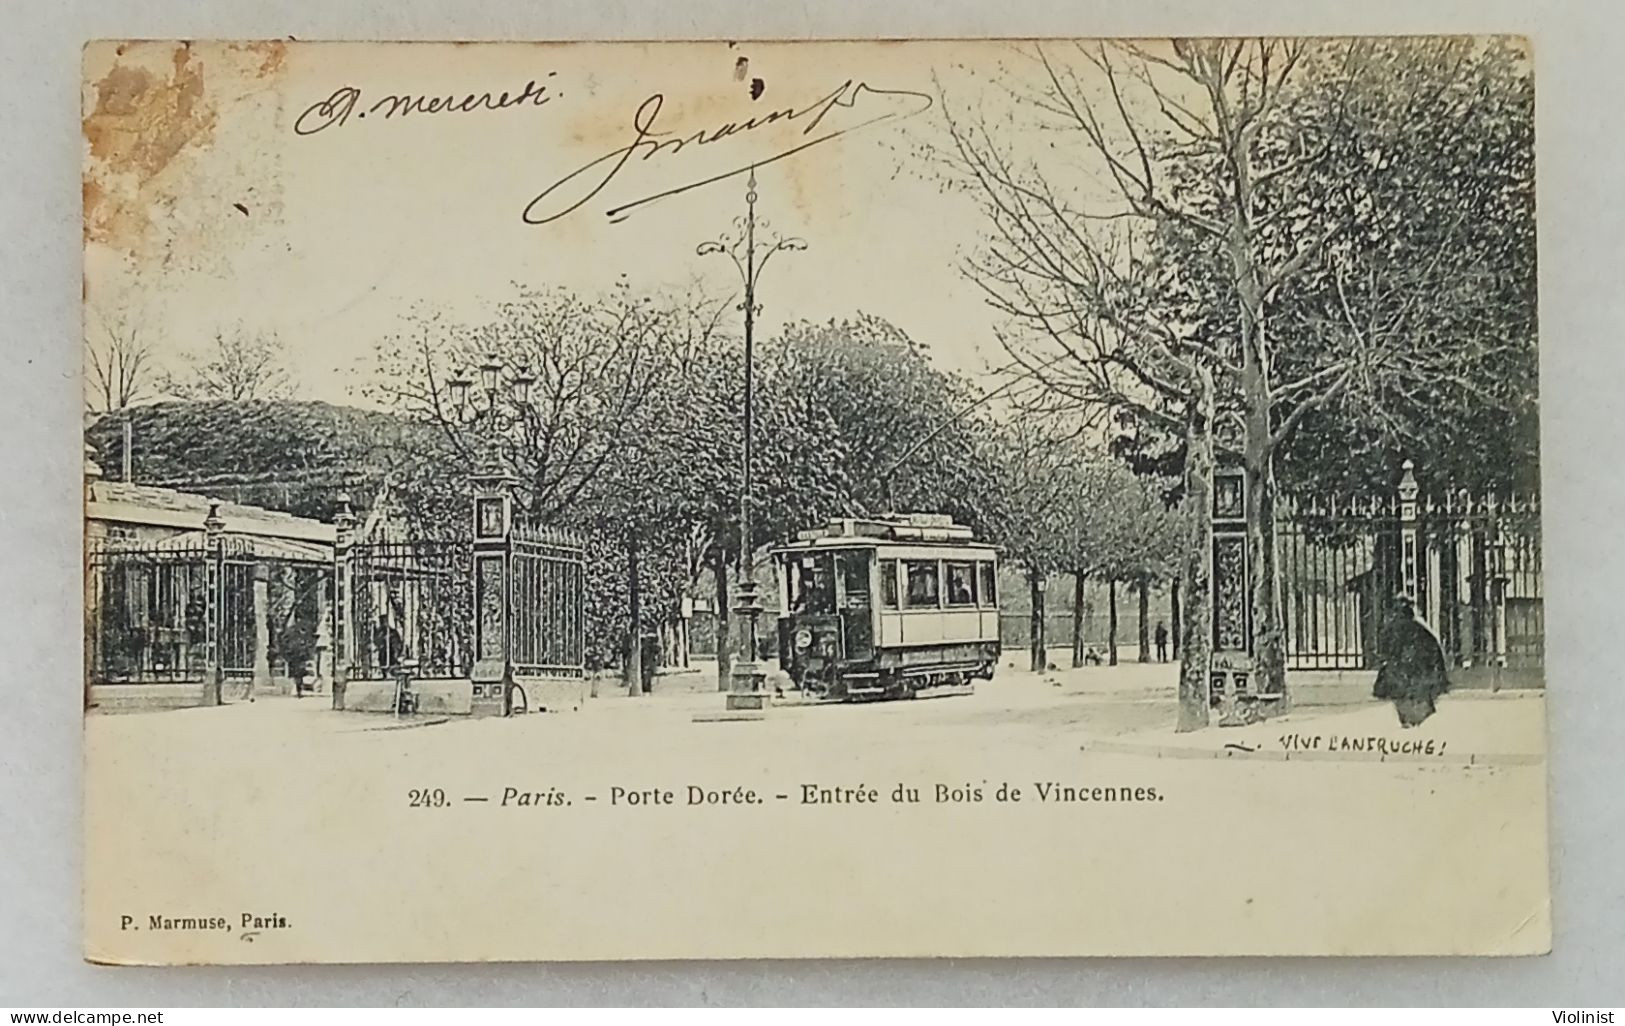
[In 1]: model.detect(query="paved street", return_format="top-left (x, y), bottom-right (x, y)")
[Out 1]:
top-left (84, 656), bottom-right (1548, 963)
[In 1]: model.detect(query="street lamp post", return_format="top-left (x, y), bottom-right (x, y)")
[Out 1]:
top-left (696, 167), bottom-right (806, 711)
top-left (448, 355), bottom-right (536, 715)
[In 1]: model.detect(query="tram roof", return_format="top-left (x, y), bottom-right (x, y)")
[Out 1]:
top-left (774, 514), bottom-right (995, 552)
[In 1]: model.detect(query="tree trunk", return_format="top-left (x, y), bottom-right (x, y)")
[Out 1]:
top-left (1106, 579), bottom-right (1118, 666)
top-left (1028, 570), bottom-right (1047, 672)
top-left (1228, 162), bottom-right (1288, 702)
top-left (1136, 577), bottom-right (1150, 663)
top-left (712, 544), bottom-right (731, 691)
top-left (1248, 455), bottom-right (1287, 699)
top-left (625, 532), bottom-right (642, 697)
top-left (1070, 573), bottom-right (1087, 668)
top-left (1177, 370), bottom-right (1216, 732)
top-left (1170, 577), bottom-right (1182, 660)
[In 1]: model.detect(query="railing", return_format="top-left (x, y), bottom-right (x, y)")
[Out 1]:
top-left (348, 539), bottom-right (473, 680)
top-left (1279, 488), bottom-right (1542, 671)
top-left (510, 523), bottom-right (586, 678)
top-left (86, 542), bottom-right (211, 683)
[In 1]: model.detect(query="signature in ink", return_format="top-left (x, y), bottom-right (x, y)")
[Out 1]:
top-left (523, 79), bottom-right (934, 225)
top-left (294, 74), bottom-right (559, 136)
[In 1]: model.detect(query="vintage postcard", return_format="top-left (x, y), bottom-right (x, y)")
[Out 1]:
top-left (81, 37), bottom-right (1547, 963)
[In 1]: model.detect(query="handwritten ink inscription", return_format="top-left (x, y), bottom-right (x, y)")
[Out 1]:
top-left (293, 71), bottom-right (932, 226)
top-left (1279, 732), bottom-right (1450, 757)
top-left (523, 80), bottom-right (934, 225)
top-left (293, 73), bottom-right (560, 136)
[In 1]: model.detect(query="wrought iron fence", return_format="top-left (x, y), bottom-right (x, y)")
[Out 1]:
top-left (88, 536), bottom-right (338, 688)
top-left (348, 539), bottom-right (473, 680)
top-left (1279, 490), bottom-right (1542, 671)
top-left (219, 555), bottom-right (257, 678)
top-left (86, 541), bottom-right (211, 683)
top-left (510, 523), bottom-right (585, 677)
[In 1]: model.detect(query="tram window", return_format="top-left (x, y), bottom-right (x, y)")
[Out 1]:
top-left (791, 555), bottom-right (836, 614)
top-left (945, 562), bottom-right (976, 607)
top-left (904, 560), bottom-right (941, 608)
top-left (839, 551), bottom-right (871, 610)
top-left (879, 559), bottom-right (900, 609)
top-left (979, 562), bottom-right (998, 607)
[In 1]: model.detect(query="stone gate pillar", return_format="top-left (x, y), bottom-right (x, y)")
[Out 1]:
top-left (250, 562), bottom-right (271, 698)
top-left (470, 462), bottom-right (516, 716)
top-left (311, 578), bottom-right (331, 696)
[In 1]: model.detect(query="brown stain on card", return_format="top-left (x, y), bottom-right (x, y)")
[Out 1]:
top-left (239, 39), bottom-right (288, 79)
top-left (83, 42), bottom-right (222, 252)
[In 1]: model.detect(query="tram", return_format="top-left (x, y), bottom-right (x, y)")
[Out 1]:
top-left (771, 513), bottom-right (1001, 700)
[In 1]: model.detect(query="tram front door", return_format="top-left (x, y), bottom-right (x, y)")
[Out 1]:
top-left (837, 551), bottom-right (874, 661)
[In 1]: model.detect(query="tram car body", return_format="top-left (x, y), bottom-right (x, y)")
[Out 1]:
top-left (772, 513), bottom-right (1001, 700)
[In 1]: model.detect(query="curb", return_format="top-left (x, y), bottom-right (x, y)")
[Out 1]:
top-left (349, 716), bottom-right (451, 732)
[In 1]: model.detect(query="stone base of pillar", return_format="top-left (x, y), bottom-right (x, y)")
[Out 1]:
top-left (1214, 693), bottom-right (1288, 727)
top-left (725, 660), bottom-right (768, 711)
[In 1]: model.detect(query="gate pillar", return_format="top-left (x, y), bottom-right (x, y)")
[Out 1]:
top-left (203, 501), bottom-right (225, 707)
top-left (1487, 497), bottom-right (1510, 677)
top-left (470, 462), bottom-right (516, 715)
top-left (331, 494), bottom-right (356, 711)
top-left (250, 563), bottom-right (272, 697)
top-left (1398, 459), bottom-right (1423, 611)
top-left (1209, 454), bottom-right (1255, 725)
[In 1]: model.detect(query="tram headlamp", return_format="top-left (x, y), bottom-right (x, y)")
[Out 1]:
top-left (794, 628), bottom-right (813, 651)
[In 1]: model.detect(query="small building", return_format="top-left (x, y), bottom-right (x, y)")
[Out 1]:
top-left (84, 449), bottom-right (338, 711)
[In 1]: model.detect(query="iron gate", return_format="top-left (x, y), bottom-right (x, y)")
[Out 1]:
top-left (348, 539), bottom-right (473, 680)
top-left (510, 523), bottom-right (586, 677)
top-left (1279, 490), bottom-right (1542, 671)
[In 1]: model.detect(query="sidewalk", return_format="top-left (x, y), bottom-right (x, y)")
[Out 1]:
top-left (1084, 690), bottom-right (1546, 766)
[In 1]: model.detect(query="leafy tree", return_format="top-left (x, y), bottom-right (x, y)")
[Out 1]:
top-left (366, 283), bottom-right (732, 692)
top-left (983, 417), bottom-right (1089, 671)
top-left (756, 315), bottom-right (1006, 539)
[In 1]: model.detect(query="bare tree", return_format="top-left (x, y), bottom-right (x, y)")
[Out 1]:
top-left (85, 311), bottom-right (154, 412)
top-left (936, 37), bottom-right (1532, 716)
top-left (936, 50), bottom-right (1228, 726)
top-left (165, 327), bottom-right (294, 402)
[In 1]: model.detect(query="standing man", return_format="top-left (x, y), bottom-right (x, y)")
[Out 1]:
top-left (372, 614), bottom-right (403, 675)
top-left (1154, 621), bottom-right (1169, 662)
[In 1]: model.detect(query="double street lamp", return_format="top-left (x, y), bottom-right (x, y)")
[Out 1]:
top-left (696, 167), bottom-right (807, 711)
top-left (447, 355), bottom-right (536, 444)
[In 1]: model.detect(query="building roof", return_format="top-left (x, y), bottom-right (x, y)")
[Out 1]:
top-left (143, 530), bottom-right (333, 562)
top-left (86, 478), bottom-right (336, 544)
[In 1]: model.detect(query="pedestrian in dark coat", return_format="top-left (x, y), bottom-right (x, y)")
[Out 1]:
top-left (1372, 595), bottom-right (1450, 727)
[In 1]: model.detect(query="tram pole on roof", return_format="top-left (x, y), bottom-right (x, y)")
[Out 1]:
top-left (875, 352), bottom-right (1067, 515)
top-left (696, 166), bottom-right (807, 713)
